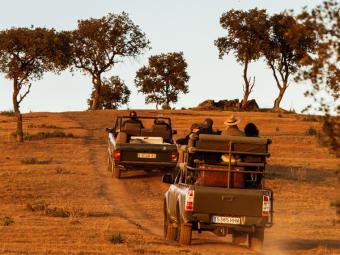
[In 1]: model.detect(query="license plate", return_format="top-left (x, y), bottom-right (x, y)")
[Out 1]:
top-left (137, 153), bottom-right (157, 159)
top-left (211, 216), bottom-right (241, 224)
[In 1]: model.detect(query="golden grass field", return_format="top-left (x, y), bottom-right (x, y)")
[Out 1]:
top-left (0, 110), bottom-right (339, 255)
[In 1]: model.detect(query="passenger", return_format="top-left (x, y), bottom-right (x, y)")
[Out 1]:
top-left (199, 118), bottom-right (214, 134)
top-left (244, 122), bottom-right (259, 137)
top-left (222, 115), bottom-right (244, 136)
top-left (176, 123), bottom-right (200, 145)
top-left (123, 111), bottom-right (144, 128)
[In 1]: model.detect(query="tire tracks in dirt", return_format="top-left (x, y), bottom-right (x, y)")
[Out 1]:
top-left (63, 113), bottom-right (166, 238)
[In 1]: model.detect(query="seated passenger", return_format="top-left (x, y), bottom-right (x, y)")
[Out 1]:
top-left (244, 122), bottom-right (259, 137)
top-left (221, 115), bottom-right (244, 136)
top-left (176, 123), bottom-right (200, 145)
top-left (123, 111), bottom-right (144, 129)
top-left (199, 118), bottom-right (214, 134)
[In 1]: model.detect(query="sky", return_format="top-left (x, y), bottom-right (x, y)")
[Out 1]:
top-left (0, 0), bottom-right (325, 113)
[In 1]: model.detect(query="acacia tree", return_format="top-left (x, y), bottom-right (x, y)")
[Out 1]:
top-left (297, 0), bottom-right (339, 156)
top-left (215, 9), bottom-right (270, 110)
top-left (70, 12), bottom-right (150, 110)
top-left (87, 76), bottom-right (130, 109)
top-left (135, 52), bottom-right (190, 109)
top-left (263, 12), bottom-right (317, 112)
top-left (0, 28), bottom-right (70, 142)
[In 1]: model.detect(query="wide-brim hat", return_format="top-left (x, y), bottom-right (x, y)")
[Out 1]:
top-left (224, 115), bottom-right (241, 126)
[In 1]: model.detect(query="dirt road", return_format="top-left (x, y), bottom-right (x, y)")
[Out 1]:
top-left (0, 110), bottom-right (339, 254)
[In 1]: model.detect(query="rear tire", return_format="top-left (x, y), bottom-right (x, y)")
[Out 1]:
top-left (111, 161), bottom-right (121, 179)
top-left (232, 230), bottom-right (247, 245)
top-left (249, 228), bottom-right (264, 251)
top-left (176, 209), bottom-right (192, 245)
top-left (164, 203), bottom-right (177, 241)
top-left (107, 153), bottom-right (112, 172)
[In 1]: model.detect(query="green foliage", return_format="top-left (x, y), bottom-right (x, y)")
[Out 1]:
top-left (135, 52), bottom-right (190, 109)
top-left (0, 27), bottom-right (71, 142)
top-left (70, 12), bottom-right (150, 110)
top-left (88, 76), bottom-right (130, 109)
top-left (215, 9), bottom-right (269, 110)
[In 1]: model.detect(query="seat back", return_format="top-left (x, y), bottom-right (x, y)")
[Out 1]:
top-left (152, 124), bottom-right (171, 141)
top-left (123, 122), bottom-right (142, 136)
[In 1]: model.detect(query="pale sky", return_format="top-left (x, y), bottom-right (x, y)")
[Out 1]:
top-left (0, 0), bottom-right (324, 113)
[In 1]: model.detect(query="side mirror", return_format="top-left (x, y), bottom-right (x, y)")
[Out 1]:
top-left (106, 128), bottom-right (114, 133)
top-left (162, 174), bottom-right (173, 184)
top-left (172, 130), bottom-right (177, 135)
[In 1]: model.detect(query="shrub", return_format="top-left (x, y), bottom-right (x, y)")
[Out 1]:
top-left (45, 207), bottom-right (70, 217)
top-left (24, 131), bottom-right (76, 141)
top-left (306, 127), bottom-right (318, 136)
top-left (2, 216), bottom-right (14, 226)
top-left (0, 110), bottom-right (15, 116)
top-left (109, 232), bottom-right (124, 244)
top-left (21, 157), bottom-right (52, 164)
top-left (27, 200), bottom-right (49, 211)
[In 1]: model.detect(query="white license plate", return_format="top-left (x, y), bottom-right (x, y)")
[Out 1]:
top-left (137, 153), bottom-right (157, 159)
top-left (212, 216), bottom-right (241, 225)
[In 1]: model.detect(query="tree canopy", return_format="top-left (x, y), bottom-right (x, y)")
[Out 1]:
top-left (135, 52), bottom-right (190, 109)
top-left (0, 27), bottom-right (71, 142)
top-left (70, 12), bottom-right (150, 110)
top-left (263, 12), bottom-right (317, 111)
top-left (88, 76), bottom-right (130, 109)
top-left (215, 8), bottom-right (270, 110)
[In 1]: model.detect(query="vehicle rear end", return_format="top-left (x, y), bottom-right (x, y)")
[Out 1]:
top-left (114, 142), bottom-right (178, 171)
top-left (183, 186), bottom-right (273, 232)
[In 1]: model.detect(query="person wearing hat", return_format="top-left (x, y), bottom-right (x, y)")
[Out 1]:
top-left (222, 115), bottom-right (244, 136)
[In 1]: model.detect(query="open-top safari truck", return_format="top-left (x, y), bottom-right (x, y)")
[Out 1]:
top-left (163, 133), bottom-right (273, 250)
top-left (106, 115), bottom-right (178, 178)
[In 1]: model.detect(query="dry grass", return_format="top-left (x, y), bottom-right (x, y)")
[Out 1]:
top-left (0, 110), bottom-right (339, 254)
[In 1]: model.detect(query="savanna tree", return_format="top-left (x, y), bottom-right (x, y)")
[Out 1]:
top-left (70, 12), bottom-right (150, 110)
top-left (297, 0), bottom-right (339, 156)
top-left (88, 76), bottom-right (130, 109)
top-left (135, 52), bottom-right (189, 109)
top-left (215, 8), bottom-right (270, 110)
top-left (263, 12), bottom-right (317, 112)
top-left (0, 27), bottom-right (71, 142)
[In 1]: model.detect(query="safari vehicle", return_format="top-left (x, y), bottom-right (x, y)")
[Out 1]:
top-left (163, 133), bottom-right (273, 249)
top-left (106, 115), bottom-right (178, 178)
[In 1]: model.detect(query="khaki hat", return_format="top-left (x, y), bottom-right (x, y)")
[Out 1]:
top-left (224, 115), bottom-right (241, 126)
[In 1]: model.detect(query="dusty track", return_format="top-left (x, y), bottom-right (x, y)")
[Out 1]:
top-left (0, 110), bottom-right (339, 254)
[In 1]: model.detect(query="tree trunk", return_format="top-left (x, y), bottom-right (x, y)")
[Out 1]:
top-left (91, 74), bottom-right (102, 110)
top-left (13, 79), bottom-right (24, 142)
top-left (241, 59), bottom-right (254, 111)
top-left (273, 82), bottom-right (287, 112)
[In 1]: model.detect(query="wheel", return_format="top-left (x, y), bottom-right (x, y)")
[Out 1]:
top-left (164, 202), bottom-right (177, 240)
top-left (248, 228), bottom-right (264, 251)
top-left (232, 230), bottom-right (247, 245)
top-left (111, 160), bottom-right (121, 179)
top-left (176, 209), bottom-right (192, 245)
top-left (107, 153), bottom-right (112, 172)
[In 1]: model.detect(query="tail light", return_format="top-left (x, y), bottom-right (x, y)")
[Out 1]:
top-left (262, 195), bottom-right (270, 216)
top-left (171, 151), bottom-right (178, 162)
top-left (114, 150), bottom-right (121, 161)
top-left (185, 190), bottom-right (195, 211)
